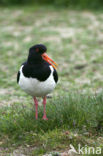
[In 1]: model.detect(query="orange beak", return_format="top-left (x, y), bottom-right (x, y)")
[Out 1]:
top-left (42, 53), bottom-right (58, 69)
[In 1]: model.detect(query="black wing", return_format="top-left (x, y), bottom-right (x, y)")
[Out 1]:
top-left (17, 71), bottom-right (20, 83)
top-left (17, 61), bottom-right (27, 84)
top-left (53, 68), bottom-right (58, 83)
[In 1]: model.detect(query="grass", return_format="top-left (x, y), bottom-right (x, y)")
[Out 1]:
top-left (0, 93), bottom-right (103, 155)
top-left (0, 5), bottom-right (103, 155)
top-left (1, 93), bottom-right (103, 134)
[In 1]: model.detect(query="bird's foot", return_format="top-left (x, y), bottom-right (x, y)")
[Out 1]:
top-left (42, 115), bottom-right (48, 120)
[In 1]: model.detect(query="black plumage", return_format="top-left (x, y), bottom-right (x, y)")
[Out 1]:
top-left (17, 44), bottom-right (58, 83)
top-left (22, 62), bottom-right (51, 82)
top-left (53, 68), bottom-right (58, 83)
top-left (17, 71), bottom-right (20, 83)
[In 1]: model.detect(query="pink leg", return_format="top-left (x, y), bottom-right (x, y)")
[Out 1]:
top-left (42, 96), bottom-right (48, 120)
top-left (33, 97), bottom-right (38, 120)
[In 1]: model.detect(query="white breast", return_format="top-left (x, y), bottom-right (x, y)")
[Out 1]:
top-left (19, 65), bottom-right (56, 97)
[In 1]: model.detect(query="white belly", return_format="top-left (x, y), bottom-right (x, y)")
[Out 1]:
top-left (19, 66), bottom-right (56, 97)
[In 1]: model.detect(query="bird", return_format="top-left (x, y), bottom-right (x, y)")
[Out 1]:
top-left (17, 44), bottom-right (58, 120)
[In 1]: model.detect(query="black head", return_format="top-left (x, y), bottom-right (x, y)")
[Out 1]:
top-left (29, 44), bottom-right (47, 54)
top-left (27, 44), bottom-right (47, 64)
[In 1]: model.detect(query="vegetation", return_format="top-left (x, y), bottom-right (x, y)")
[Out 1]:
top-left (0, 93), bottom-right (103, 155)
top-left (0, 0), bottom-right (103, 9)
top-left (0, 6), bottom-right (103, 155)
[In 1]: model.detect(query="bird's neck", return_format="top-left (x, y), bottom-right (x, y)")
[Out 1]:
top-left (27, 55), bottom-right (44, 65)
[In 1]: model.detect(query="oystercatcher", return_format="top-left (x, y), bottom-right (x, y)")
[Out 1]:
top-left (17, 44), bottom-right (58, 120)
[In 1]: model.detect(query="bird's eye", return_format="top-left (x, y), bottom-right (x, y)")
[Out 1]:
top-left (36, 48), bottom-right (39, 52)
